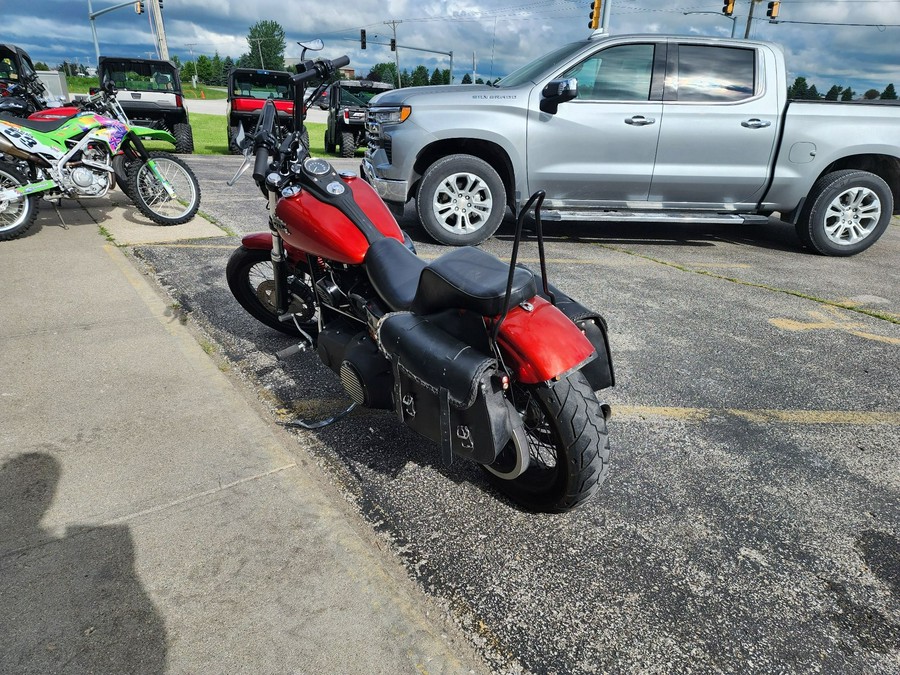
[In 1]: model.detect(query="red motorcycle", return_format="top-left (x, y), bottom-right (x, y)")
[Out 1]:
top-left (226, 55), bottom-right (615, 512)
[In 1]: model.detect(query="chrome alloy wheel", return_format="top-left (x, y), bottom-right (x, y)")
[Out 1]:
top-left (823, 186), bottom-right (881, 246)
top-left (430, 171), bottom-right (495, 236)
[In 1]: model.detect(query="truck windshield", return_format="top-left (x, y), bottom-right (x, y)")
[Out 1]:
top-left (495, 41), bottom-right (590, 88)
top-left (103, 61), bottom-right (178, 93)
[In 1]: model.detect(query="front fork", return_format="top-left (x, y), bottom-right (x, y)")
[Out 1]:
top-left (125, 133), bottom-right (176, 198)
top-left (267, 191), bottom-right (290, 316)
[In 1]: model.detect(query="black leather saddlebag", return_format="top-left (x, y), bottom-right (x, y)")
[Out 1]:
top-left (377, 312), bottom-right (513, 465)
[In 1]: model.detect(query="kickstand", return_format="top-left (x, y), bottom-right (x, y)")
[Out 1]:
top-left (51, 199), bottom-right (69, 230)
top-left (279, 402), bottom-right (357, 430)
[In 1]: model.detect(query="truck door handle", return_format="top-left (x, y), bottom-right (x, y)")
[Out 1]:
top-left (625, 116), bottom-right (656, 126)
top-left (741, 118), bottom-right (772, 129)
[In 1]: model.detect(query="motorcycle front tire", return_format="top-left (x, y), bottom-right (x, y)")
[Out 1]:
top-left (127, 151), bottom-right (201, 226)
top-left (484, 371), bottom-right (610, 513)
top-left (226, 246), bottom-right (319, 339)
top-left (0, 162), bottom-right (39, 241)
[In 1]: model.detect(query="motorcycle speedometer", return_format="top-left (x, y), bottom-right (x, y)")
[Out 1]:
top-left (303, 157), bottom-right (331, 176)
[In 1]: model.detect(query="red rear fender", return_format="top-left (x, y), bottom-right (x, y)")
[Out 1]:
top-left (494, 297), bottom-right (595, 384)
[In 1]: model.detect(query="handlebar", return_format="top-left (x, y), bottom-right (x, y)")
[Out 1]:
top-left (292, 55), bottom-right (350, 86)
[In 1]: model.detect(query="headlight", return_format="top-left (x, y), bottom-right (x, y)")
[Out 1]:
top-left (372, 105), bottom-right (411, 124)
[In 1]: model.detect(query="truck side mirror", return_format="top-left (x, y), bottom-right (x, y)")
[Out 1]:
top-left (540, 78), bottom-right (578, 114)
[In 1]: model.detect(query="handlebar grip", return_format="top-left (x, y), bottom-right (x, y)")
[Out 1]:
top-left (255, 101), bottom-right (277, 138)
top-left (331, 55), bottom-right (350, 70)
top-left (253, 147), bottom-right (270, 183)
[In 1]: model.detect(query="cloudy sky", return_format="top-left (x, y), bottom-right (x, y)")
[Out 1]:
top-left (7, 0), bottom-right (900, 95)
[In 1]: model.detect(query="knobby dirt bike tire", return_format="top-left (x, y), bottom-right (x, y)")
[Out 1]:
top-left (0, 162), bottom-right (39, 241)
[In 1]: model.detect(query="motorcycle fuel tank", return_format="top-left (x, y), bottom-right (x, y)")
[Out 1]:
top-left (274, 173), bottom-right (404, 265)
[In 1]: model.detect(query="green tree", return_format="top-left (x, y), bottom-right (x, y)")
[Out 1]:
top-left (863, 89), bottom-right (880, 100)
top-left (223, 56), bottom-right (235, 79)
top-left (461, 73), bottom-right (472, 84)
top-left (881, 83), bottom-right (897, 100)
top-left (442, 69), bottom-right (450, 84)
top-left (180, 61), bottom-right (196, 82)
top-left (787, 76), bottom-right (808, 99)
top-left (824, 85), bottom-right (842, 101)
top-left (411, 65), bottom-right (429, 87)
top-left (429, 68), bottom-right (442, 85)
top-left (840, 87), bottom-right (854, 101)
top-left (366, 62), bottom-right (398, 86)
top-left (246, 20), bottom-right (286, 70)
top-left (34, 61), bottom-right (49, 71)
top-left (400, 68), bottom-right (411, 88)
top-left (211, 53), bottom-right (224, 86)
top-left (196, 55), bottom-right (214, 84)
top-left (807, 84), bottom-right (820, 100)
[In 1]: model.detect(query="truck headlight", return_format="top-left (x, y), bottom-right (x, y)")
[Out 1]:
top-left (372, 105), bottom-right (411, 124)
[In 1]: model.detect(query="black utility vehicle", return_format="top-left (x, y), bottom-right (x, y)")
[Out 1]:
top-left (324, 79), bottom-right (392, 158)
top-left (98, 57), bottom-right (194, 153)
top-left (226, 68), bottom-right (299, 154)
top-left (0, 44), bottom-right (48, 117)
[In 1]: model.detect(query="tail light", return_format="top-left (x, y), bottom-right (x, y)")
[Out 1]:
top-left (343, 109), bottom-right (350, 123)
top-left (175, 94), bottom-right (183, 107)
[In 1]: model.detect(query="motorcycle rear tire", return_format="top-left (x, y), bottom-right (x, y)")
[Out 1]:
top-left (226, 246), bottom-right (319, 339)
top-left (484, 371), bottom-right (609, 512)
top-left (127, 151), bottom-right (201, 226)
top-left (0, 162), bottom-right (39, 241)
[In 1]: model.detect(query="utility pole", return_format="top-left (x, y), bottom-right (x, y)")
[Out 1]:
top-left (744, 0), bottom-right (761, 39)
top-left (149, 0), bottom-right (168, 60)
top-left (186, 43), bottom-right (198, 88)
top-left (385, 19), bottom-right (402, 88)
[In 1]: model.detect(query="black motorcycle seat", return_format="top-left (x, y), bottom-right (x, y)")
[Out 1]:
top-left (411, 246), bottom-right (536, 317)
top-left (365, 238), bottom-right (536, 316)
top-left (2, 115), bottom-right (71, 132)
top-left (364, 237), bottom-right (427, 312)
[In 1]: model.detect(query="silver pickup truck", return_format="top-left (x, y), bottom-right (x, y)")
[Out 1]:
top-left (362, 34), bottom-right (900, 255)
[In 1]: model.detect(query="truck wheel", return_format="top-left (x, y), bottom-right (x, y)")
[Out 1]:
top-left (416, 154), bottom-right (506, 246)
top-left (301, 128), bottom-right (310, 150)
top-left (796, 169), bottom-right (893, 256)
top-left (340, 131), bottom-right (355, 158)
top-left (173, 123), bottom-right (194, 154)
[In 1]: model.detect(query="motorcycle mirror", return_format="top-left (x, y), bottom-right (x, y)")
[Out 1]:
top-left (298, 39), bottom-right (324, 62)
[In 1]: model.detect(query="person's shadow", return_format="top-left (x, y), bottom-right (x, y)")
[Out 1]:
top-left (0, 453), bottom-right (167, 673)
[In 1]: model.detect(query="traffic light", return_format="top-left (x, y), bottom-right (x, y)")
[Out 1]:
top-left (766, 1), bottom-right (780, 20)
top-left (134, 1), bottom-right (144, 14)
top-left (360, 29), bottom-right (366, 50)
top-left (722, 0), bottom-right (735, 16)
top-left (588, 1), bottom-right (602, 30)
top-left (390, 38), bottom-right (396, 51)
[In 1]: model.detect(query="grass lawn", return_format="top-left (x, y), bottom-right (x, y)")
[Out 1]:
top-left (160, 114), bottom-right (354, 159)
top-left (66, 76), bottom-right (227, 100)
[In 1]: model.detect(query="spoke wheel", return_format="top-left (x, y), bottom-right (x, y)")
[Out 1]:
top-left (226, 246), bottom-right (318, 339)
top-left (127, 151), bottom-right (201, 226)
top-left (484, 371), bottom-right (609, 512)
top-left (0, 162), bottom-right (39, 241)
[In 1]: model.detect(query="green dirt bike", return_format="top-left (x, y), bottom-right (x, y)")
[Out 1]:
top-left (0, 89), bottom-right (201, 241)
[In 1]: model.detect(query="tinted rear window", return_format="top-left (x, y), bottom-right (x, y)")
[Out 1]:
top-left (675, 46), bottom-right (755, 102)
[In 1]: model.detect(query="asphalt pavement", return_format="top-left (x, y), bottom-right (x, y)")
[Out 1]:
top-left (2, 155), bottom-right (898, 674)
